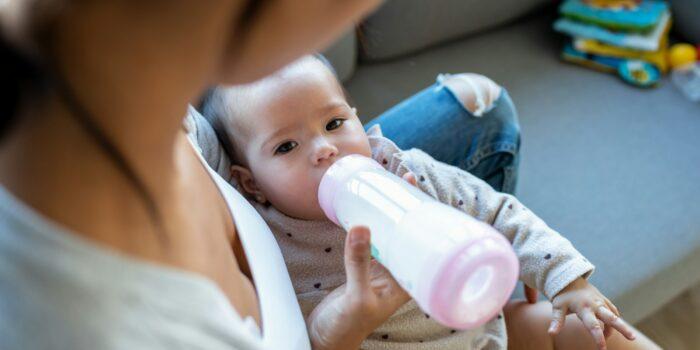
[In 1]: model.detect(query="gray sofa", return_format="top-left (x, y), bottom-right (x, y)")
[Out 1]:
top-left (324, 0), bottom-right (700, 325)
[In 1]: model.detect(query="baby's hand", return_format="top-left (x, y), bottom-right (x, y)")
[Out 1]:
top-left (549, 277), bottom-right (635, 350)
top-left (401, 172), bottom-right (418, 187)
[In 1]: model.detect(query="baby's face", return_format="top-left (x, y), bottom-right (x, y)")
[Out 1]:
top-left (237, 62), bottom-right (371, 220)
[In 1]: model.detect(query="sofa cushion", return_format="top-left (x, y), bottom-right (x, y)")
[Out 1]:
top-left (346, 12), bottom-right (700, 324)
top-left (321, 29), bottom-right (357, 82)
top-left (358, 0), bottom-right (549, 61)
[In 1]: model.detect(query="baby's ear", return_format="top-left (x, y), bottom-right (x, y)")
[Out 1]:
top-left (231, 165), bottom-right (267, 204)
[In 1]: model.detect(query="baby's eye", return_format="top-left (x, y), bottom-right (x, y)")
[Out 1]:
top-left (326, 118), bottom-right (345, 131)
top-left (275, 141), bottom-right (298, 155)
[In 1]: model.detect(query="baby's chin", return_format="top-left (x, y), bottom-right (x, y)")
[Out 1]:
top-left (274, 199), bottom-right (331, 222)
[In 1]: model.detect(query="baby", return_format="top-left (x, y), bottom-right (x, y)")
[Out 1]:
top-left (200, 56), bottom-right (637, 349)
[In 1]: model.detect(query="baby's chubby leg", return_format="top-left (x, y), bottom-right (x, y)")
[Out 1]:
top-left (504, 300), bottom-right (661, 350)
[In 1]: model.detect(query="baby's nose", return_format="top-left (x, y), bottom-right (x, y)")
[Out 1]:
top-left (312, 142), bottom-right (338, 165)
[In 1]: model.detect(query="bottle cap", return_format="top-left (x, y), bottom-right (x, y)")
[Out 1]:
top-left (428, 233), bottom-right (519, 329)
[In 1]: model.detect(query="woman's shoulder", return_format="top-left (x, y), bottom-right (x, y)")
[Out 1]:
top-left (181, 114), bottom-right (312, 350)
top-left (0, 186), bottom-right (265, 350)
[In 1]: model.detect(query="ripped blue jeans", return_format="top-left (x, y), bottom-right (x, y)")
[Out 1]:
top-left (364, 77), bottom-right (521, 194)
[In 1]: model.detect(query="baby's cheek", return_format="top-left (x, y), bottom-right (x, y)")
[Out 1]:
top-left (342, 123), bottom-right (372, 158)
top-left (262, 168), bottom-right (322, 217)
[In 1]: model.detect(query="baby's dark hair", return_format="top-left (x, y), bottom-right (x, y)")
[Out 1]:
top-left (198, 85), bottom-right (242, 165)
top-left (198, 53), bottom-right (344, 165)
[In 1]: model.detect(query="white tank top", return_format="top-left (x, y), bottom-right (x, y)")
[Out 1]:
top-left (0, 117), bottom-right (310, 350)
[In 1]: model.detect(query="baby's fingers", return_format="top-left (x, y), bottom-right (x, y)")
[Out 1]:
top-left (605, 299), bottom-right (621, 317)
top-left (597, 306), bottom-right (636, 341)
top-left (603, 323), bottom-right (613, 339)
top-left (402, 172), bottom-right (418, 187)
top-left (524, 285), bottom-right (538, 304)
top-left (344, 226), bottom-right (372, 295)
top-left (548, 307), bottom-right (567, 335)
top-left (578, 307), bottom-right (607, 350)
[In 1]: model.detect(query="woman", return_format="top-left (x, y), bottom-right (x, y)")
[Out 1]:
top-left (0, 1), bottom-right (395, 349)
top-left (0, 1), bottom-right (658, 349)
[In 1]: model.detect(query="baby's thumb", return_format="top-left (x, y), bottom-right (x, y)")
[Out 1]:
top-left (344, 226), bottom-right (372, 294)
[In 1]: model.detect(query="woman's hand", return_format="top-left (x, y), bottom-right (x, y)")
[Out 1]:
top-left (307, 226), bottom-right (410, 350)
top-left (549, 277), bottom-right (636, 350)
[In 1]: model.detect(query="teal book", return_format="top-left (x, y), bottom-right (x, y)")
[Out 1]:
top-left (559, 0), bottom-right (668, 32)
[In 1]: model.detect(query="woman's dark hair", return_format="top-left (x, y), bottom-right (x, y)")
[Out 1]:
top-left (1, 32), bottom-right (168, 243)
top-left (1, 0), bottom-right (270, 247)
top-left (0, 34), bottom-right (48, 139)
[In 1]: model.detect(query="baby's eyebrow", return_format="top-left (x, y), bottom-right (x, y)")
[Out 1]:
top-left (260, 102), bottom-right (349, 150)
top-left (261, 124), bottom-right (296, 150)
top-left (317, 101), bottom-right (348, 115)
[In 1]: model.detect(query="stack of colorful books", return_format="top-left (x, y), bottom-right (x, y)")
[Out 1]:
top-left (553, 0), bottom-right (671, 86)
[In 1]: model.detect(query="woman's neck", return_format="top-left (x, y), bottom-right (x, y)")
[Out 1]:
top-left (0, 94), bottom-right (188, 252)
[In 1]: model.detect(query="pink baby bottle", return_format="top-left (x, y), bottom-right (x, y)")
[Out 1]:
top-left (318, 154), bottom-right (519, 330)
